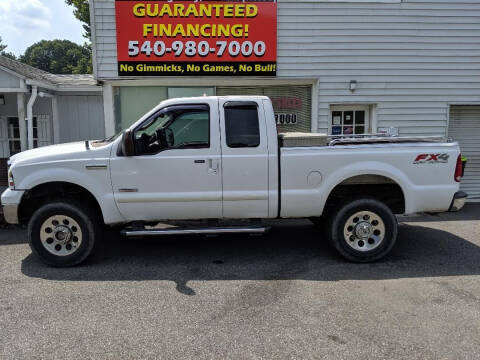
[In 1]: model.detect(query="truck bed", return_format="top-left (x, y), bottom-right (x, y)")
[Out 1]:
top-left (278, 139), bottom-right (459, 217)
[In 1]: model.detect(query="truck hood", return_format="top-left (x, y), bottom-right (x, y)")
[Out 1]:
top-left (9, 141), bottom-right (105, 166)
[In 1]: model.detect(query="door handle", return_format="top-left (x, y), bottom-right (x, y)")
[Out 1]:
top-left (194, 159), bottom-right (206, 164)
top-left (208, 159), bottom-right (219, 175)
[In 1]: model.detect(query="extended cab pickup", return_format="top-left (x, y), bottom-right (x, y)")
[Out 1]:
top-left (1, 96), bottom-right (467, 266)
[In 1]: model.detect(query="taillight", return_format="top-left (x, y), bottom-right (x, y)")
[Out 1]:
top-left (454, 154), bottom-right (463, 182)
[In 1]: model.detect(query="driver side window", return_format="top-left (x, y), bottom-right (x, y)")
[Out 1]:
top-left (134, 105), bottom-right (210, 155)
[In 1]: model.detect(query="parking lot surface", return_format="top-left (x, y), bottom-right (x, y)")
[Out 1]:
top-left (1, 205), bottom-right (480, 359)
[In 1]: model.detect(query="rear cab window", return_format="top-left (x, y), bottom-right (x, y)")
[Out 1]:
top-left (224, 102), bottom-right (260, 148)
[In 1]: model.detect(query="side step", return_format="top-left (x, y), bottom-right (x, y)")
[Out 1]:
top-left (122, 226), bottom-right (269, 237)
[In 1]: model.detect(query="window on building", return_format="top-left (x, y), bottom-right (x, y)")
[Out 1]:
top-left (7, 116), bottom-right (43, 154)
top-left (6, 116), bottom-right (43, 155)
top-left (224, 103), bottom-right (260, 148)
top-left (167, 87), bottom-right (214, 99)
top-left (32, 117), bottom-right (39, 148)
top-left (330, 105), bottom-right (371, 136)
top-left (7, 117), bottom-right (21, 155)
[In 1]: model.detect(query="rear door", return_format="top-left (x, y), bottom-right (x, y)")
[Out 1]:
top-left (219, 98), bottom-right (270, 218)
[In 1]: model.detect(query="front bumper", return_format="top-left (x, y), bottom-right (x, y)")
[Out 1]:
top-left (448, 191), bottom-right (468, 212)
top-left (1, 188), bottom-right (25, 224)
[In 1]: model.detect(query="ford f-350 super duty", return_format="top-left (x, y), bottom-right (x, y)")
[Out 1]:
top-left (1, 96), bottom-right (467, 266)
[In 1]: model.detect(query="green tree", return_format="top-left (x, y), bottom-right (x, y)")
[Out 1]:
top-left (20, 40), bottom-right (92, 74)
top-left (0, 36), bottom-right (16, 60)
top-left (0, 36), bottom-right (6, 53)
top-left (65, 0), bottom-right (91, 39)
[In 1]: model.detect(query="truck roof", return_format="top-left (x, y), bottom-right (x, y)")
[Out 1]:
top-left (164, 95), bottom-right (271, 102)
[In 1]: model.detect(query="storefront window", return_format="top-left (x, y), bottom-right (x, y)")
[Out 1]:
top-left (114, 86), bottom-right (167, 132)
top-left (216, 85), bottom-right (312, 133)
top-left (113, 86), bottom-right (214, 132)
top-left (167, 87), bottom-right (214, 99)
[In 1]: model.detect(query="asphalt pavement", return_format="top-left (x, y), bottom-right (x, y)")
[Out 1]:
top-left (1, 205), bottom-right (480, 359)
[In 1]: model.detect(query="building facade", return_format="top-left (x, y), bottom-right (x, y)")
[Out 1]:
top-left (60, 0), bottom-right (480, 200)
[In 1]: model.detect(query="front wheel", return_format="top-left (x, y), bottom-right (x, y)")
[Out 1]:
top-left (328, 198), bottom-right (398, 262)
top-left (28, 202), bottom-right (99, 267)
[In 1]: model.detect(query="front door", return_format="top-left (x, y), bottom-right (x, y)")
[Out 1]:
top-left (110, 99), bottom-right (222, 221)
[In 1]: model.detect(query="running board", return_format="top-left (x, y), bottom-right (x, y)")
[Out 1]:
top-left (122, 226), bottom-right (269, 237)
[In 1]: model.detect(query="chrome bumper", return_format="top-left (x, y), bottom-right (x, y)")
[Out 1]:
top-left (449, 191), bottom-right (468, 212)
top-left (2, 203), bottom-right (19, 224)
top-left (1, 188), bottom-right (25, 225)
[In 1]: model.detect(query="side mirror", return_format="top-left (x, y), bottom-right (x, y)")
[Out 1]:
top-left (122, 129), bottom-right (135, 156)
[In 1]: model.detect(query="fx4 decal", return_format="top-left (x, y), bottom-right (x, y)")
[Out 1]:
top-left (413, 153), bottom-right (450, 164)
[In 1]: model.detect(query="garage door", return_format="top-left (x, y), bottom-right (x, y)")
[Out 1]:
top-left (448, 105), bottom-right (480, 201)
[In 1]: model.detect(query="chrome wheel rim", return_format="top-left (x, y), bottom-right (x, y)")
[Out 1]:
top-left (40, 215), bottom-right (83, 256)
top-left (343, 211), bottom-right (385, 252)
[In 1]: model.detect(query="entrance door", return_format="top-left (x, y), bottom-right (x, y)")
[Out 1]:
top-left (219, 98), bottom-right (270, 218)
top-left (330, 105), bottom-right (370, 136)
top-left (110, 99), bottom-right (223, 221)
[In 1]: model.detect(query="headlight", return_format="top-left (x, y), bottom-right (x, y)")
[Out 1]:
top-left (7, 169), bottom-right (14, 189)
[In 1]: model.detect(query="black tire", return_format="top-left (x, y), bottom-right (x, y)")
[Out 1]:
top-left (328, 198), bottom-right (397, 262)
top-left (28, 202), bottom-right (99, 267)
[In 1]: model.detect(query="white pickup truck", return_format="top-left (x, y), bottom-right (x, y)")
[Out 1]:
top-left (1, 96), bottom-right (467, 266)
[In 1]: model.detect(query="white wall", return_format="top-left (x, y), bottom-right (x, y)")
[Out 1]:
top-left (57, 94), bottom-right (105, 142)
top-left (91, 0), bottom-right (480, 135)
top-left (0, 70), bottom-right (21, 88)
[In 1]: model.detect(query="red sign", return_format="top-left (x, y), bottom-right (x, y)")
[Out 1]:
top-left (115, 0), bottom-right (277, 76)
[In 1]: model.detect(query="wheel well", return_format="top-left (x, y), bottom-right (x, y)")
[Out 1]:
top-left (325, 175), bottom-right (405, 215)
top-left (18, 182), bottom-right (104, 225)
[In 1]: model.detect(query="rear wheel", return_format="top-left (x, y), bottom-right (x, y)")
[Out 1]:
top-left (28, 202), bottom-right (99, 267)
top-left (328, 198), bottom-right (397, 262)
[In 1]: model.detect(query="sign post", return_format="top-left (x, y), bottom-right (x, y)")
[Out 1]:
top-left (115, 0), bottom-right (277, 76)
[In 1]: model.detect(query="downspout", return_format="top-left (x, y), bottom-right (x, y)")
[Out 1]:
top-left (26, 86), bottom-right (38, 149)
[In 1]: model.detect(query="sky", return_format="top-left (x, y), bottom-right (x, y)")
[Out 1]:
top-left (0, 0), bottom-right (85, 56)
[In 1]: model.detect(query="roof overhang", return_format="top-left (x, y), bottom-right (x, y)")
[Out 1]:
top-left (0, 65), bottom-right (101, 93)
top-left (25, 79), bottom-right (102, 93)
